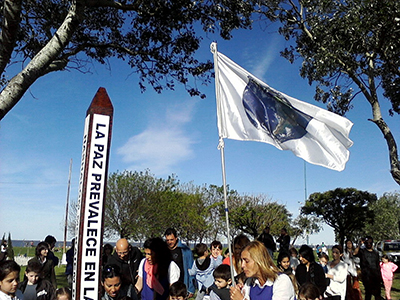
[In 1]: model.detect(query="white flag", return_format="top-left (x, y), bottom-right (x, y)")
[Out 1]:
top-left (212, 43), bottom-right (353, 171)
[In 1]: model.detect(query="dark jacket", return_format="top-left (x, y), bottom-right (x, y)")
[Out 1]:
top-left (19, 278), bottom-right (56, 300)
top-left (107, 246), bottom-right (143, 285)
top-left (28, 257), bottom-right (57, 288)
top-left (277, 234), bottom-right (290, 253)
top-left (257, 232), bottom-right (276, 252)
top-left (295, 262), bottom-right (327, 296)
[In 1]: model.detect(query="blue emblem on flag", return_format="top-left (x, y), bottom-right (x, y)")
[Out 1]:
top-left (243, 78), bottom-right (312, 143)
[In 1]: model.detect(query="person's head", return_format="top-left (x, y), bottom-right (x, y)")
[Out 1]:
top-left (103, 243), bottom-right (113, 256)
top-left (234, 272), bottom-right (247, 288)
top-left (164, 228), bottom-right (179, 250)
top-left (194, 243), bottom-right (208, 257)
top-left (263, 226), bottom-right (270, 234)
top-left (213, 264), bottom-right (232, 289)
top-left (281, 228), bottom-right (287, 236)
top-left (0, 260), bottom-right (20, 296)
top-left (56, 287), bottom-right (72, 300)
top-left (210, 241), bottom-right (223, 258)
top-left (345, 239), bottom-right (354, 251)
top-left (36, 241), bottom-right (50, 258)
top-left (289, 247), bottom-right (298, 257)
top-left (331, 245), bottom-right (343, 261)
top-left (298, 282), bottom-right (321, 300)
top-left (364, 236), bottom-right (374, 249)
top-left (381, 254), bottom-right (389, 263)
top-left (224, 248), bottom-right (230, 258)
top-left (277, 251), bottom-right (291, 270)
top-left (25, 260), bottom-right (42, 285)
top-left (233, 234), bottom-right (250, 258)
top-left (233, 234), bottom-right (250, 273)
top-left (169, 281), bottom-right (187, 300)
top-left (144, 237), bottom-right (172, 277)
top-left (44, 235), bottom-right (57, 250)
top-left (299, 245), bottom-right (315, 265)
top-left (240, 240), bottom-right (279, 283)
top-left (102, 264), bottom-right (122, 298)
top-left (115, 238), bottom-right (131, 261)
top-left (318, 253), bottom-right (329, 266)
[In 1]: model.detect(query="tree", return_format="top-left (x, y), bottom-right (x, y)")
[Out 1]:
top-left (0, 0), bottom-right (255, 120)
top-left (228, 194), bottom-right (291, 239)
top-left (202, 184), bottom-right (241, 241)
top-left (364, 192), bottom-right (400, 241)
top-left (301, 187), bottom-right (377, 245)
top-left (104, 169), bottom-right (174, 239)
top-left (255, 0), bottom-right (400, 184)
top-left (291, 214), bottom-right (322, 245)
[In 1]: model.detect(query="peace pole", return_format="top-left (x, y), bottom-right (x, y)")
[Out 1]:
top-left (73, 87), bottom-right (113, 300)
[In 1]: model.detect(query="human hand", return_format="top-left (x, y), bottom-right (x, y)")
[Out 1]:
top-left (230, 285), bottom-right (243, 300)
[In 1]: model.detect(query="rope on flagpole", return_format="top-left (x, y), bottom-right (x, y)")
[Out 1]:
top-left (211, 42), bottom-right (236, 286)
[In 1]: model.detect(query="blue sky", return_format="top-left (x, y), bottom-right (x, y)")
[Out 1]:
top-left (1, 22), bottom-right (399, 246)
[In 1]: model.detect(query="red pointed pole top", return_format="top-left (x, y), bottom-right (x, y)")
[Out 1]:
top-left (86, 87), bottom-right (113, 116)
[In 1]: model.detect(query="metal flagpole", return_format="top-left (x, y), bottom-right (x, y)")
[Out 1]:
top-left (63, 158), bottom-right (72, 254)
top-left (211, 42), bottom-right (235, 285)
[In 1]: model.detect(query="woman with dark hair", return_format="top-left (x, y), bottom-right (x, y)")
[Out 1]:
top-left (295, 245), bottom-right (326, 297)
top-left (102, 264), bottom-right (138, 300)
top-left (230, 241), bottom-right (295, 300)
top-left (28, 242), bottom-right (56, 288)
top-left (135, 237), bottom-right (180, 300)
top-left (102, 244), bottom-right (114, 266)
top-left (232, 234), bottom-right (250, 276)
top-left (324, 245), bottom-right (348, 300)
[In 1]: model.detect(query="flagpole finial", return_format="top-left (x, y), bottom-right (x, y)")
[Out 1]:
top-left (210, 42), bottom-right (217, 54)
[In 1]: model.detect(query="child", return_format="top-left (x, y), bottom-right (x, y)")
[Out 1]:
top-left (222, 249), bottom-right (230, 266)
top-left (169, 281), bottom-right (187, 300)
top-left (289, 247), bottom-right (300, 271)
top-left (208, 264), bottom-right (232, 300)
top-left (19, 260), bottom-right (56, 300)
top-left (318, 252), bottom-right (329, 273)
top-left (298, 282), bottom-right (321, 300)
top-left (234, 272), bottom-right (246, 290)
top-left (56, 287), bottom-right (72, 300)
top-left (188, 243), bottom-right (221, 300)
top-left (210, 241), bottom-right (223, 264)
top-left (0, 260), bottom-right (23, 299)
top-left (380, 255), bottom-right (398, 300)
top-left (277, 251), bottom-right (298, 294)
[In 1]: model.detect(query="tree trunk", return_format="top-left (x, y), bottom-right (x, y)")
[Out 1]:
top-left (0, 1), bottom-right (82, 120)
top-left (369, 118), bottom-right (400, 185)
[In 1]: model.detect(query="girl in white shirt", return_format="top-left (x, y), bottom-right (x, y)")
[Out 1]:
top-left (324, 245), bottom-right (348, 300)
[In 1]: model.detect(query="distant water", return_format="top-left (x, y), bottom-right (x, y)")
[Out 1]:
top-left (10, 240), bottom-right (120, 248)
top-left (9, 240), bottom-right (72, 248)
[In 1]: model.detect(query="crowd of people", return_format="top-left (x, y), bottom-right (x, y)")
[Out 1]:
top-left (0, 230), bottom-right (398, 300)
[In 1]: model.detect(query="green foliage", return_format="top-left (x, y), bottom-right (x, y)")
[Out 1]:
top-left (301, 187), bottom-right (377, 245)
top-left (364, 192), bottom-right (400, 241)
top-left (291, 214), bottom-right (322, 245)
top-left (102, 170), bottom-right (295, 243)
top-left (0, 0), bottom-right (256, 119)
top-left (254, 0), bottom-right (400, 184)
top-left (228, 194), bottom-right (292, 238)
top-left (104, 169), bottom-right (178, 240)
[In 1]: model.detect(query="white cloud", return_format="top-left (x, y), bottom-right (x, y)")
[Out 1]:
top-left (117, 101), bottom-right (198, 175)
top-left (244, 36), bottom-right (282, 80)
